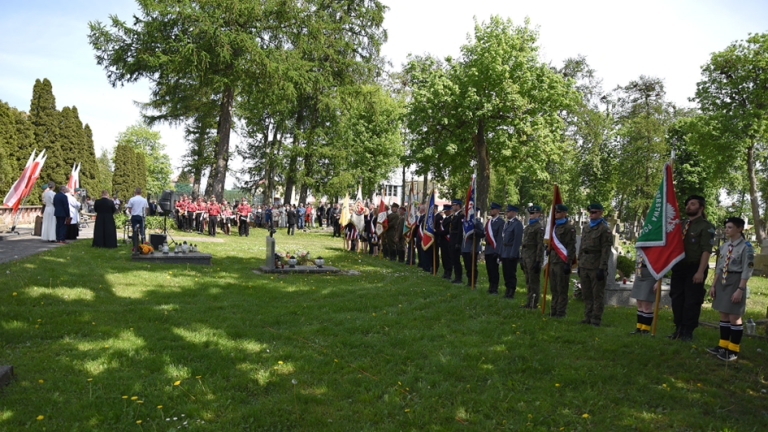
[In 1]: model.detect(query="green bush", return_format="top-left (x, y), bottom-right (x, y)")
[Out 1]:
top-left (616, 255), bottom-right (635, 278)
top-left (114, 214), bottom-right (176, 231)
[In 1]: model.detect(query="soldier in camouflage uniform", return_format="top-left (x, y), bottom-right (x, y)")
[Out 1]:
top-left (548, 204), bottom-right (576, 317)
top-left (577, 203), bottom-right (612, 326)
top-left (385, 203), bottom-right (401, 261)
top-left (521, 205), bottom-right (545, 309)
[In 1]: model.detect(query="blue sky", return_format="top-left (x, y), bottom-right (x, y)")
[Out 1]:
top-left (1, 0), bottom-right (767, 187)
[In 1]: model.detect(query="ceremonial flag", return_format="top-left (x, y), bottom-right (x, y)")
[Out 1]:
top-left (403, 184), bottom-right (418, 240)
top-left (351, 184), bottom-right (365, 234)
top-left (67, 163), bottom-right (81, 190)
top-left (462, 173), bottom-right (476, 244)
top-left (345, 225), bottom-right (359, 240)
top-left (375, 190), bottom-right (388, 236)
top-left (422, 189), bottom-right (436, 249)
top-left (543, 184), bottom-right (568, 262)
top-left (3, 149), bottom-right (36, 210)
top-left (340, 193), bottom-right (351, 227)
top-left (16, 150), bottom-right (47, 211)
top-left (636, 162), bottom-right (686, 279)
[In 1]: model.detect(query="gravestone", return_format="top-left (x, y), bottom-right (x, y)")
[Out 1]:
top-left (606, 246), bottom-right (618, 285)
top-left (266, 236), bottom-right (276, 270)
top-left (753, 239), bottom-right (768, 277)
top-left (612, 234), bottom-right (621, 248)
top-left (0, 365), bottom-right (12, 387)
top-left (575, 235), bottom-right (581, 258)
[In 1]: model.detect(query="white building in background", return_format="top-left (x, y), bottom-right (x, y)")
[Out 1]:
top-left (377, 168), bottom-right (449, 206)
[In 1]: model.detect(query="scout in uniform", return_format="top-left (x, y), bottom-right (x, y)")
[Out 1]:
top-left (207, 197), bottom-right (220, 236)
top-left (439, 204), bottom-right (453, 279)
top-left (707, 217), bottom-right (753, 361)
top-left (483, 202), bottom-right (505, 294)
top-left (500, 205), bottom-right (523, 299)
top-left (385, 204), bottom-right (400, 261)
top-left (548, 204), bottom-right (576, 317)
top-left (521, 205), bottom-right (545, 309)
top-left (449, 200), bottom-right (464, 284)
top-left (577, 203), bottom-right (612, 327)
top-left (461, 214), bottom-right (484, 288)
top-left (669, 195), bottom-right (714, 341)
top-left (629, 253), bottom-right (657, 335)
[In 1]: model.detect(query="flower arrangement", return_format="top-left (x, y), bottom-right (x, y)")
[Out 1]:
top-left (138, 244), bottom-right (154, 255)
top-left (295, 250), bottom-right (310, 265)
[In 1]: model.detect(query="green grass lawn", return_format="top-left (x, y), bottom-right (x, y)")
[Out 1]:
top-left (1, 230), bottom-right (767, 431)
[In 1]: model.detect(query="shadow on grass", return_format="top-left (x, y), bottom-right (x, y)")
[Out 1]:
top-left (0, 231), bottom-right (766, 430)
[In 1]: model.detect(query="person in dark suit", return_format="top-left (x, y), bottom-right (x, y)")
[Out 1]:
top-left (148, 200), bottom-right (158, 216)
top-left (92, 190), bottom-right (118, 248)
top-left (286, 205), bottom-right (297, 235)
top-left (53, 185), bottom-right (70, 243)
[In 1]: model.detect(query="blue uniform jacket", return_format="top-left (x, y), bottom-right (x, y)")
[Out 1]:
top-left (483, 216), bottom-right (505, 256)
top-left (500, 217), bottom-right (523, 259)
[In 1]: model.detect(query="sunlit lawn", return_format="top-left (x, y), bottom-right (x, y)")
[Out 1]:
top-left (1, 229), bottom-right (766, 431)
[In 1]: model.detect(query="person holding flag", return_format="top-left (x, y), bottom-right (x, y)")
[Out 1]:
top-left (547, 204), bottom-right (576, 318)
top-left (396, 205), bottom-right (407, 263)
top-left (707, 217), bottom-right (753, 362)
top-left (461, 215), bottom-right (484, 289)
top-left (449, 199), bottom-right (465, 284)
top-left (439, 204), bottom-right (454, 279)
top-left (500, 205), bottom-right (523, 299)
top-left (421, 190), bottom-right (438, 275)
top-left (577, 203), bottom-right (613, 327)
top-left (521, 205), bottom-right (545, 309)
top-left (632, 162), bottom-right (686, 335)
top-left (483, 202), bottom-right (505, 295)
top-left (385, 203), bottom-right (400, 261)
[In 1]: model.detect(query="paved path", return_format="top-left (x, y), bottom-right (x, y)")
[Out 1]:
top-left (0, 226), bottom-right (94, 265)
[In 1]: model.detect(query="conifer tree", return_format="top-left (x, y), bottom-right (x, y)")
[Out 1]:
top-left (0, 101), bottom-right (15, 193)
top-left (112, 142), bottom-right (136, 202)
top-left (96, 148), bottom-right (113, 193)
top-left (28, 78), bottom-right (65, 187)
top-left (0, 100), bottom-right (37, 202)
top-left (79, 121), bottom-right (99, 197)
top-left (59, 107), bottom-right (85, 186)
top-left (135, 151), bottom-right (147, 196)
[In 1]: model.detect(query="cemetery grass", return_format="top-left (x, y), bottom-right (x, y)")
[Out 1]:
top-left (0, 230), bottom-right (766, 431)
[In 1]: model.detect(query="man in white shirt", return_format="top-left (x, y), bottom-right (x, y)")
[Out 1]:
top-left (126, 187), bottom-right (149, 251)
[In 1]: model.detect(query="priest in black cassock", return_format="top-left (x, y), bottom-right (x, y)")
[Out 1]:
top-left (92, 189), bottom-right (118, 248)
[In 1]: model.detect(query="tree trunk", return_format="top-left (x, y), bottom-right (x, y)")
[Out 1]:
top-left (212, 85), bottom-right (234, 201)
top-left (421, 172), bottom-right (429, 203)
top-left (191, 169), bottom-right (201, 199)
top-left (284, 152), bottom-right (298, 205)
top-left (473, 118), bottom-right (490, 219)
top-left (747, 144), bottom-right (764, 243)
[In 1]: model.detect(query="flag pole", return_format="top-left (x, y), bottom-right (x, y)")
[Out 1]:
top-left (10, 179), bottom-right (37, 234)
top-left (410, 238), bottom-right (413, 266)
top-left (541, 183), bottom-right (558, 315)
top-left (471, 240), bottom-right (476, 290)
top-left (433, 245), bottom-right (436, 276)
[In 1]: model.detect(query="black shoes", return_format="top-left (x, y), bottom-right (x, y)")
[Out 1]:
top-left (629, 328), bottom-right (643, 334)
top-left (717, 350), bottom-right (738, 362)
top-left (665, 328), bottom-right (681, 339)
top-left (706, 346), bottom-right (725, 356)
top-left (451, 279), bottom-right (463, 284)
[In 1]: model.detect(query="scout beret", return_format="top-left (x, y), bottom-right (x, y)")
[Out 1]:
top-left (554, 204), bottom-right (569, 212)
top-left (452, 199), bottom-right (463, 205)
top-left (41, 184), bottom-right (48, 189)
top-left (724, 217), bottom-right (745, 228)
top-left (506, 204), bottom-right (519, 212)
top-left (74, 188), bottom-right (81, 192)
top-left (587, 203), bottom-right (603, 211)
top-left (442, 204), bottom-right (452, 211)
top-left (684, 195), bottom-right (706, 206)
top-left (527, 205), bottom-right (542, 212)
top-left (490, 202), bottom-right (501, 210)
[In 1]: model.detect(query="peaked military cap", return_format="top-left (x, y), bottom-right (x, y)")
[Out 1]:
top-left (527, 205), bottom-right (542, 212)
top-left (684, 195), bottom-right (706, 206)
top-left (442, 204), bottom-right (452, 211)
top-left (554, 204), bottom-right (569, 212)
top-left (506, 204), bottom-right (519, 212)
top-left (490, 202), bottom-right (501, 210)
top-left (452, 199), bottom-right (463, 205)
top-left (587, 203), bottom-right (603, 211)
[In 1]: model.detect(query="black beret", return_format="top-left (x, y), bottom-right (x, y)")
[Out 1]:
top-left (684, 195), bottom-right (706, 206)
top-left (724, 217), bottom-right (745, 228)
top-left (587, 203), bottom-right (603, 211)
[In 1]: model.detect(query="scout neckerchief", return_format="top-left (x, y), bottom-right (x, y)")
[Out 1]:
top-left (722, 241), bottom-right (734, 284)
top-left (682, 219), bottom-right (691, 238)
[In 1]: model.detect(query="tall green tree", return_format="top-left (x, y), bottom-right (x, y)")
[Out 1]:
top-left (115, 123), bottom-right (172, 196)
top-left (89, 0), bottom-right (309, 200)
top-left (0, 101), bottom-right (35, 197)
top-left (404, 16), bottom-right (578, 216)
top-left (96, 147), bottom-right (113, 194)
top-left (28, 78), bottom-right (65, 188)
top-left (80, 124), bottom-right (99, 197)
top-left (135, 152), bottom-right (147, 195)
top-left (693, 32), bottom-right (768, 242)
top-left (58, 106), bottom-right (87, 190)
top-left (112, 142), bottom-right (137, 202)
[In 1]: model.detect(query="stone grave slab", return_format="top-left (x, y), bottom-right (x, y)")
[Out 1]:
top-left (265, 236), bottom-right (276, 270)
top-left (131, 252), bottom-right (212, 266)
top-left (604, 281), bottom-right (672, 308)
top-left (257, 265), bottom-right (341, 274)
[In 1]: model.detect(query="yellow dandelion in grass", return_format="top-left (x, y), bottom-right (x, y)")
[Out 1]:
top-left (528, 414), bottom-right (532, 418)
top-left (404, 409), bottom-right (410, 412)
top-left (174, 381), bottom-right (181, 386)
top-left (136, 420), bottom-right (142, 424)
top-left (372, 313), bottom-right (376, 316)
top-left (38, 379), bottom-right (44, 383)
top-left (87, 378), bottom-right (92, 381)
top-left (157, 405), bottom-right (162, 408)
top-left (555, 383), bottom-right (560, 387)
top-left (36, 415), bottom-right (44, 420)
top-left (131, 396), bottom-right (138, 400)
top-left (274, 367), bottom-right (278, 369)
top-left (196, 376), bottom-right (201, 379)
top-left (582, 414), bottom-right (590, 418)
top-left (278, 361), bottom-right (283, 364)
top-left (137, 400), bottom-right (143, 403)
top-left (122, 396), bottom-right (128, 399)
top-left (13, 292), bottom-right (17, 296)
